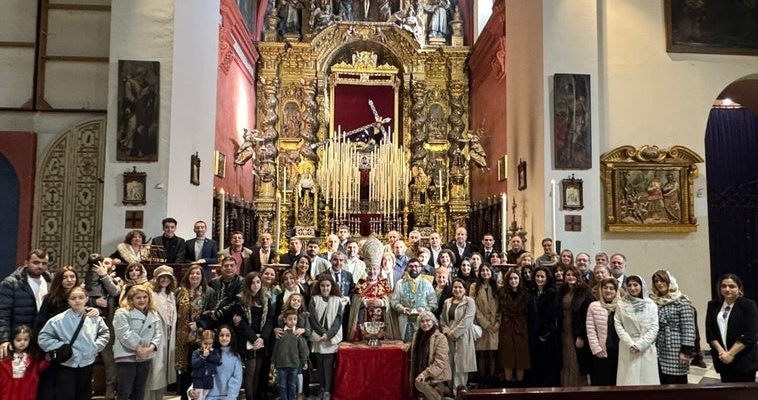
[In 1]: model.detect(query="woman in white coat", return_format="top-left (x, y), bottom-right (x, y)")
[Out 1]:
top-left (614, 275), bottom-right (660, 385)
top-left (440, 278), bottom-right (477, 393)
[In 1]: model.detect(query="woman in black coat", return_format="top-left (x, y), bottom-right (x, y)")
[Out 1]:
top-left (705, 273), bottom-right (758, 383)
top-left (528, 266), bottom-right (561, 387)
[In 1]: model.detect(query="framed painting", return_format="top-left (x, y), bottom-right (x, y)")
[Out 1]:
top-left (553, 74), bottom-right (591, 170)
top-left (497, 155), bottom-right (507, 182)
top-left (665, 0), bottom-right (758, 56)
top-left (123, 167), bottom-right (146, 205)
top-left (117, 60), bottom-right (160, 162)
top-left (600, 145), bottom-right (704, 232)
top-left (215, 151), bottom-right (226, 178)
top-left (190, 153), bottom-right (200, 186)
top-left (562, 176), bottom-right (583, 210)
top-left (517, 159), bottom-right (527, 191)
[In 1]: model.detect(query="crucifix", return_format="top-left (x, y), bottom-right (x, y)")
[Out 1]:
top-left (340, 99), bottom-right (391, 143)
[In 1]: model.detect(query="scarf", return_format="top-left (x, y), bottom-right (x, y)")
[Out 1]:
top-left (622, 275), bottom-right (650, 313)
top-left (648, 271), bottom-right (686, 306)
top-left (411, 328), bottom-right (434, 380)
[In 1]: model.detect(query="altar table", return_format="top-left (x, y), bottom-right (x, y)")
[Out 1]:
top-left (332, 340), bottom-right (414, 400)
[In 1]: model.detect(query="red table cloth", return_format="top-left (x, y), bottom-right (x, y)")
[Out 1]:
top-left (332, 340), bottom-right (414, 400)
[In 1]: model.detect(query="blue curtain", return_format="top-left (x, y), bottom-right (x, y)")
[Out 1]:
top-left (706, 108), bottom-right (758, 299)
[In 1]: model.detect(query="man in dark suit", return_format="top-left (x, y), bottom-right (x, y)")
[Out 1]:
top-left (444, 226), bottom-right (477, 270)
top-left (185, 220), bottom-right (219, 278)
top-left (246, 232), bottom-right (275, 273)
top-left (279, 237), bottom-right (304, 267)
top-left (329, 251), bottom-right (354, 338)
top-left (480, 232), bottom-right (498, 263)
top-left (151, 217), bottom-right (186, 263)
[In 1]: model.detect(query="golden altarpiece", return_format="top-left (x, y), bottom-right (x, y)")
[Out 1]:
top-left (247, 0), bottom-right (487, 249)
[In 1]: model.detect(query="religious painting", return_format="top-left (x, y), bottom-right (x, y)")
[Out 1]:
top-left (190, 153), bottom-right (200, 186)
top-left (497, 155), bottom-right (507, 182)
top-left (280, 101), bottom-right (301, 139)
top-left (122, 168), bottom-right (146, 205)
top-left (553, 74), bottom-right (591, 170)
top-left (117, 60), bottom-right (160, 162)
top-left (215, 151), bottom-right (226, 178)
top-left (517, 159), bottom-right (527, 191)
top-left (426, 103), bottom-right (448, 142)
top-left (600, 145), bottom-right (703, 232)
top-left (562, 176), bottom-right (583, 210)
top-left (665, 0), bottom-right (758, 56)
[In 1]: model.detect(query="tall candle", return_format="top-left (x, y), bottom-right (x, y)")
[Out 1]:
top-left (275, 194), bottom-right (281, 255)
top-left (219, 188), bottom-right (226, 248)
top-left (282, 165), bottom-right (287, 203)
top-left (500, 193), bottom-right (507, 248)
top-left (438, 169), bottom-right (443, 202)
top-left (550, 179), bottom-right (557, 242)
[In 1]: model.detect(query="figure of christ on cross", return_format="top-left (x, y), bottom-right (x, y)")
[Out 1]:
top-left (339, 99), bottom-right (392, 143)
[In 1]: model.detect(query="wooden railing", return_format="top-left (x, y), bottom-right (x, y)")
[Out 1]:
top-left (456, 383), bottom-right (758, 400)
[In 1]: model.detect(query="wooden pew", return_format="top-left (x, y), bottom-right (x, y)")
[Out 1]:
top-left (457, 383), bottom-right (758, 400)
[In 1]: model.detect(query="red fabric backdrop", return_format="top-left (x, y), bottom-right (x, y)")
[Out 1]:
top-left (333, 84), bottom-right (395, 138)
top-left (332, 342), bottom-right (413, 400)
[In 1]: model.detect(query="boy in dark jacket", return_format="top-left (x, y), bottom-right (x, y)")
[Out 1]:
top-left (272, 310), bottom-right (309, 400)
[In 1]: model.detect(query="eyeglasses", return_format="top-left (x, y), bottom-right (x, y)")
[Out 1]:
top-left (722, 305), bottom-right (732, 319)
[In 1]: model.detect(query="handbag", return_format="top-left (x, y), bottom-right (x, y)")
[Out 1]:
top-left (471, 323), bottom-right (483, 340)
top-left (49, 314), bottom-right (86, 365)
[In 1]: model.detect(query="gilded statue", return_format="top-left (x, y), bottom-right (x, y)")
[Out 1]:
top-left (233, 128), bottom-right (265, 170)
top-left (310, 0), bottom-right (339, 32)
top-left (464, 127), bottom-right (488, 170)
top-left (295, 163), bottom-right (317, 226)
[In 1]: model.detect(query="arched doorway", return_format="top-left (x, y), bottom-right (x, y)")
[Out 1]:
top-left (32, 119), bottom-right (106, 272)
top-left (706, 75), bottom-right (758, 298)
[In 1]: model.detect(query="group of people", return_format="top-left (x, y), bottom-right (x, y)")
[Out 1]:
top-left (0, 220), bottom-right (756, 400)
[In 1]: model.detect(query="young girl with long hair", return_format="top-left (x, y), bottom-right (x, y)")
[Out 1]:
top-left (223, 272), bottom-right (274, 400)
top-left (39, 286), bottom-right (110, 400)
top-left (308, 274), bottom-right (343, 400)
top-left (0, 325), bottom-right (48, 400)
top-left (205, 325), bottom-right (243, 399)
top-left (113, 283), bottom-right (162, 400)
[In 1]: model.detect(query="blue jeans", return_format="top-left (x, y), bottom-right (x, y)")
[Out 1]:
top-left (276, 367), bottom-right (298, 400)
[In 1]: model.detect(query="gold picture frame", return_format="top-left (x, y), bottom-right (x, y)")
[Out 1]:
top-left (497, 155), bottom-right (507, 182)
top-left (122, 167), bottom-right (146, 205)
top-left (600, 145), bottom-right (703, 233)
top-left (214, 151), bottom-right (226, 178)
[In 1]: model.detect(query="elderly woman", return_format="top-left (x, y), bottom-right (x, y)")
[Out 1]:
top-left (590, 264), bottom-right (612, 300)
top-left (174, 264), bottom-right (216, 400)
top-left (409, 311), bottom-right (452, 400)
top-left (111, 230), bottom-right (147, 265)
top-left (440, 278), bottom-right (477, 393)
top-left (586, 278), bottom-right (620, 386)
top-left (614, 275), bottom-right (660, 385)
top-left (650, 270), bottom-right (696, 384)
top-left (469, 263), bottom-right (499, 387)
top-left (498, 268), bottom-right (530, 385)
top-left (705, 273), bottom-right (758, 383)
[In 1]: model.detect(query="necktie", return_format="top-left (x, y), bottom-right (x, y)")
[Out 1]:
top-left (195, 238), bottom-right (204, 260)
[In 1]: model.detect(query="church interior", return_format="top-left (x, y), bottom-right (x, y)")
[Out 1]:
top-left (2, 0), bottom-right (758, 374)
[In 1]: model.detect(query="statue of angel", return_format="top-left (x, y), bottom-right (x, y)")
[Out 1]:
top-left (234, 128), bottom-right (264, 166)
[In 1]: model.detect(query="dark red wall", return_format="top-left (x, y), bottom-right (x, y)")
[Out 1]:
top-left (0, 132), bottom-right (36, 266)
top-left (468, 0), bottom-right (507, 204)
top-left (215, 0), bottom-right (259, 202)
